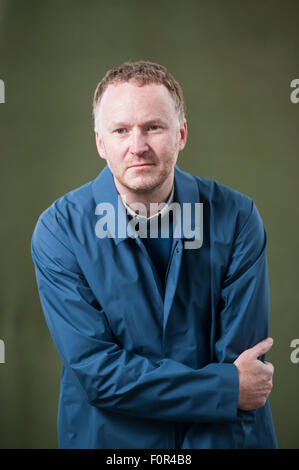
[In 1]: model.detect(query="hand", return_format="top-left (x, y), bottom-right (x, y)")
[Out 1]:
top-left (233, 337), bottom-right (274, 411)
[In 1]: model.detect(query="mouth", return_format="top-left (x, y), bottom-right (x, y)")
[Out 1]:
top-left (128, 163), bottom-right (154, 169)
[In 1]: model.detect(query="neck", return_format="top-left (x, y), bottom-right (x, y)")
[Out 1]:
top-left (114, 173), bottom-right (174, 218)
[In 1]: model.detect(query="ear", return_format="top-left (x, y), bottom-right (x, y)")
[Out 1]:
top-left (178, 119), bottom-right (187, 151)
top-left (95, 132), bottom-right (106, 160)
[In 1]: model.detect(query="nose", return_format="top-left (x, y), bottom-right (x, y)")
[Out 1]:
top-left (129, 129), bottom-right (149, 156)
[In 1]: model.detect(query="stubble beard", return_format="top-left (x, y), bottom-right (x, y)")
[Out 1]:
top-left (121, 159), bottom-right (176, 195)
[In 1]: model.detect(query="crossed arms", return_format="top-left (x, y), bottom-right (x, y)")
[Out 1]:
top-left (31, 200), bottom-right (273, 424)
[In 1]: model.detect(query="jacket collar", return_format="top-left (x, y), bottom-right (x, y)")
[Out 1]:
top-left (91, 164), bottom-right (200, 245)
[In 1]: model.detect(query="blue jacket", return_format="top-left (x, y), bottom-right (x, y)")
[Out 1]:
top-left (31, 165), bottom-right (278, 449)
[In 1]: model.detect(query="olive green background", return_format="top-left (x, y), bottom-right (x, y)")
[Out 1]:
top-left (0, 0), bottom-right (298, 449)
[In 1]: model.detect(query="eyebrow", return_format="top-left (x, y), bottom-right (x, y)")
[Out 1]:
top-left (108, 118), bottom-right (167, 130)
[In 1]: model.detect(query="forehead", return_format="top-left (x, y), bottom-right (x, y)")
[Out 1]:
top-left (99, 81), bottom-right (177, 120)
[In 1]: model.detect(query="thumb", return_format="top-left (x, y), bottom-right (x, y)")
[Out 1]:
top-left (247, 337), bottom-right (274, 359)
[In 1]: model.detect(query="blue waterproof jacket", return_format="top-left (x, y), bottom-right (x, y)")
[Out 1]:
top-left (31, 165), bottom-right (277, 449)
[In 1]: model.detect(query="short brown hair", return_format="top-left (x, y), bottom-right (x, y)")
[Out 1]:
top-left (93, 61), bottom-right (186, 130)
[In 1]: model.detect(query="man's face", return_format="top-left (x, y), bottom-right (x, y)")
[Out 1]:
top-left (95, 81), bottom-right (187, 197)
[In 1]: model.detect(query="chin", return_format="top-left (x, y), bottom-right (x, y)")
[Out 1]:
top-left (129, 183), bottom-right (157, 193)
top-left (127, 177), bottom-right (162, 192)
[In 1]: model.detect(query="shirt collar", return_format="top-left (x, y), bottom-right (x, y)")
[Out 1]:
top-left (121, 185), bottom-right (175, 222)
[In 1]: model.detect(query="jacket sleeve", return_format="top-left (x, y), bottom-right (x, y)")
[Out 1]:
top-left (31, 204), bottom-right (239, 424)
top-left (214, 199), bottom-right (271, 446)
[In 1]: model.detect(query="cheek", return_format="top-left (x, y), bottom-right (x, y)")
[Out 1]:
top-left (154, 134), bottom-right (177, 155)
top-left (160, 136), bottom-right (179, 161)
top-left (105, 141), bottom-right (125, 163)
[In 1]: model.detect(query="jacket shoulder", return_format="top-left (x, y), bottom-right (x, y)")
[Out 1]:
top-left (31, 178), bottom-right (96, 270)
top-left (194, 173), bottom-right (252, 209)
top-left (34, 177), bottom-right (96, 228)
top-left (192, 173), bottom-right (258, 230)
top-left (177, 169), bottom-right (265, 242)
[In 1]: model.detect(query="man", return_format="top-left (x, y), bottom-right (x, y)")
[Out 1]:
top-left (31, 61), bottom-right (277, 449)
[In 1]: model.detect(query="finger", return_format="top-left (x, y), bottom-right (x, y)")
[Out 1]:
top-left (247, 337), bottom-right (274, 359)
top-left (264, 361), bottom-right (274, 374)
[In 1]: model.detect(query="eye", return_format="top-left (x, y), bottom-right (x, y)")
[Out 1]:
top-left (147, 125), bottom-right (160, 131)
top-left (114, 128), bottom-right (126, 134)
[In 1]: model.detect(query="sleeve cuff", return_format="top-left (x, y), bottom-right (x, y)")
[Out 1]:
top-left (206, 362), bottom-right (240, 423)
